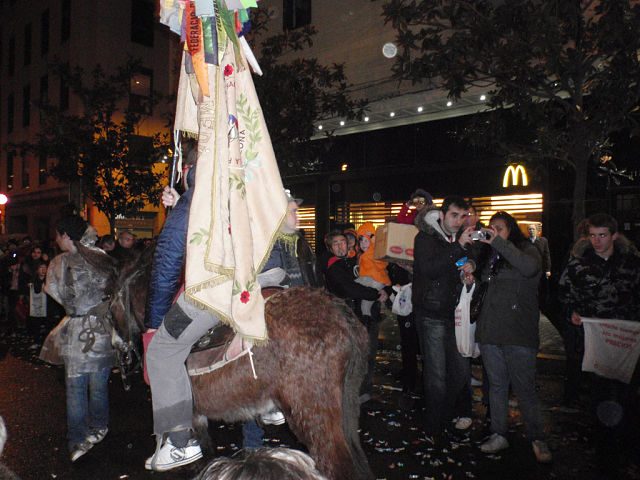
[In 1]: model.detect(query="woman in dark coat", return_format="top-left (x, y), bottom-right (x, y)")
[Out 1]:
top-left (471, 211), bottom-right (552, 463)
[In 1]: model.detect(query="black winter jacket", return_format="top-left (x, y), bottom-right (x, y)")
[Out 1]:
top-left (412, 209), bottom-right (467, 321)
top-left (325, 255), bottom-right (379, 311)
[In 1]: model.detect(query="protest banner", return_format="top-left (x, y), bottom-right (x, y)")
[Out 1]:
top-left (581, 318), bottom-right (640, 384)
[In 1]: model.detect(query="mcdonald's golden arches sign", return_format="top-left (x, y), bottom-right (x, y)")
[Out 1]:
top-left (502, 164), bottom-right (529, 188)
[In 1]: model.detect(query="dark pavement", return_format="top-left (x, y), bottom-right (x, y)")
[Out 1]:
top-left (0, 314), bottom-right (638, 480)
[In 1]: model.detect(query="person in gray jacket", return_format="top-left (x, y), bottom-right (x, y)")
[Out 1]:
top-left (469, 211), bottom-right (552, 463)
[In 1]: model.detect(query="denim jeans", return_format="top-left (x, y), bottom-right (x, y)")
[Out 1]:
top-left (480, 344), bottom-right (544, 441)
top-left (415, 315), bottom-right (471, 435)
top-left (242, 420), bottom-right (264, 449)
top-left (65, 367), bottom-right (111, 450)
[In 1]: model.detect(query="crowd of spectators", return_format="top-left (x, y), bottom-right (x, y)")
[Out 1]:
top-left (0, 230), bottom-right (153, 347)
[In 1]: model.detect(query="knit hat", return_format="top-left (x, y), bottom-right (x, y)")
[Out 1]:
top-left (410, 189), bottom-right (433, 205)
top-left (284, 189), bottom-right (303, 206)
top-left (356, 222), bottom-right (376, 238)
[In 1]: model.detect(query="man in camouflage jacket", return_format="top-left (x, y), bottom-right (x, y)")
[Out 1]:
top-left (558, 213), bottom-right (640, 476)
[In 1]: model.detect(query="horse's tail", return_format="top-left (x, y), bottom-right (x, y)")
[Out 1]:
top-left (339, 303), bottom-right (374, 479)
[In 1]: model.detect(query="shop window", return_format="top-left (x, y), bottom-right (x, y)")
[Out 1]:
top-left (131, 0), bottom-right (154, 47)
top-left (21, 156), bottom-right (30, 189)
top-left (616, 194), bottom-right (640, 219)
top-left (22, 84), bottom-right (30, 127)
top-left (41, 9), bottom-right (50, 55)
top-left (283, 0), bottom-right (311, 30)
top-left (7, 152), bottom-right (14, 191)
top-left (7, 93), bottom-right (14, 134)
top-left (61, 0), bottom-right (71, 43)
top-left (39, 153), bottom-right (47, 185)
top-left (129, 69), bottom-right (152, 114)
top-left (24, 23), bottom-right (32, 66)
top-left (8, 35), bottom-right (15, 76)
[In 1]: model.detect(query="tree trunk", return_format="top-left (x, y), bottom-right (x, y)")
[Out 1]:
top-left (572, 153), bottom-right (589, 239)
top-left (108, 215), bottom-right (116, 235)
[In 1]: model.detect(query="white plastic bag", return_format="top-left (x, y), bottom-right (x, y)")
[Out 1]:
top-left (392, 283), bottom-right (413, 316)
top-left (455, 283), bottom-right (481, 358)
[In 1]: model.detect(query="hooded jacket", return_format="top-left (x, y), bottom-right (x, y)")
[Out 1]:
top-left (412, 208), bottom-right (467, 321)
top-left (475, 236), bottom-right (541, 349)
top-left (559, 237), bottom-right (640, 321)
top-left (356, 222), bottom-right (391, 286)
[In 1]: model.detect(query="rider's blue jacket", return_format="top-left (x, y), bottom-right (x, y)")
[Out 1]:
top-left (145, 166), bottom-right (196, 329)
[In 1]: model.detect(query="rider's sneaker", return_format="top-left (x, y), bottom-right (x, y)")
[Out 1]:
top-left (144, 437), bottom-right (203, 471)
top-left (261, 410), bottom-right (286, 425)
top-left (86, 427), bottom-right (108, 445)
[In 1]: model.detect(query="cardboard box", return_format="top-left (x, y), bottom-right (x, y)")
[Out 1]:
top-left (374, 222), bottom-right (418, 263)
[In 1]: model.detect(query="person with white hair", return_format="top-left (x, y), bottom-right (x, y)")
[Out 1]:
top-left (194, 448), bottom-right (327, 480)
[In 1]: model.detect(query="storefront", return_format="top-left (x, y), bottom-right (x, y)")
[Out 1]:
top-left (286, 163), bottom-right (546, 251)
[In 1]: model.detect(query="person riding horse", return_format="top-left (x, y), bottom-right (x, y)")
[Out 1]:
top-left (145, 179), bottom-right (317, 471)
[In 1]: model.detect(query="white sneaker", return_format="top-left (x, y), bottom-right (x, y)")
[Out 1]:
top-left (261, 410), bottom-right (286, 425)
top-left (480, 433), bottom-right (509, 453)
top-left (144, 438), bottom-right (203, 471)
top-left (86, 427), bottom-right (108, 445)
top-left (532, 440), bottom-right (552, 463)
top-left (454, 417), bottom-right (473, 430)
top-left (70, 440), bottom-right (94, 462)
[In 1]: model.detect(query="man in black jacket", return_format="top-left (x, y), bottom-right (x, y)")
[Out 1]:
top-left (413, 196), bottom-right (475, 442)
top-left (324, 230), bottom-right (387, 401)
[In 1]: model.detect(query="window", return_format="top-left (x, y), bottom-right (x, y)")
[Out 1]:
top-left (7, 93), bottom-right (14, 133)
top-left (131, 0), bottom-right (154, 47)
top-left (40, 75), bottom-right (48, 104)
top-left (283, 0), bottom-right (312, 30)
top-left (22, 84), bottom-right (30, 127)
top-left (59, 77), bottom-right (69, 110)
top-left (24, 23), bottom-right (32, 66)
top-left (39, 153), bottom-right (47, 185)
top-left (21, 156), bottom-right (30, 189)
top-left (41, 9), bottom-right (50, 55)
top-left (8, 35), bottom-right (15, 75)
top-left (129, 69), bottom-right (153, 114)
top-left (7, 152), bottom-right (14, 190)
top-left (61, 0), bottom-right (71, 42)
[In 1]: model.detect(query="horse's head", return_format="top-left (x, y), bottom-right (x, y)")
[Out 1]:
top-left (108, 246), bottom-right (154, 345)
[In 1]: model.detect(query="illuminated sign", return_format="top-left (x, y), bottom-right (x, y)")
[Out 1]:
top-left (503, 165), bottom-right (529, 188)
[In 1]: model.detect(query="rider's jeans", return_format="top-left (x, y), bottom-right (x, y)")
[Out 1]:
top-left (65, 367), bottom-right (111, 450)
top-left (147, 294), bottom-right (219, 438)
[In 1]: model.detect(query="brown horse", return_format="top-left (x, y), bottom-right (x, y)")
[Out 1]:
top-left (105, 248), bottom-right (374, 480)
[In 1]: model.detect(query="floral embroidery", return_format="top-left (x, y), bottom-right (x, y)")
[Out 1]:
top-left (236, 94), bottom-right (263, 181)
top-left (189, 228), bottom-right (209, 245)
top-left (232, 276), bottom-right (256, 305)
top-left (240, 290), bottom-right (250, 304)
top-left (224, 64), bottom-right (234, 76)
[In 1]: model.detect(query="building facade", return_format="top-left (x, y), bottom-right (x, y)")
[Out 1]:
top-left (0, 0), bottom-right (180, 240)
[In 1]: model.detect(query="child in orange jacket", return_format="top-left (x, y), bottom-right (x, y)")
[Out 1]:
top-left (355, 222), bottom-right (391, 319)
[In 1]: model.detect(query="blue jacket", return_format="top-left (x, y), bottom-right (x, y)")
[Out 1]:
top-left (145, 167), bottom-right (195, 329)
